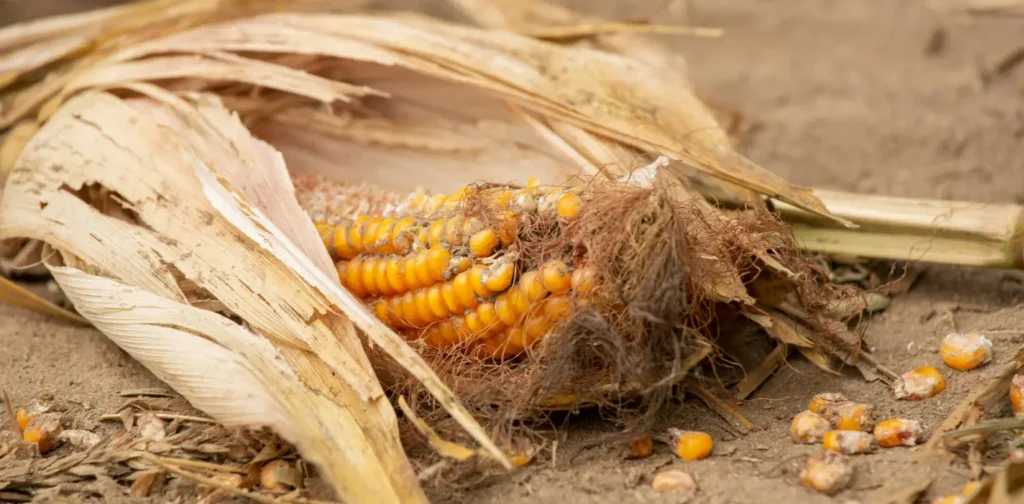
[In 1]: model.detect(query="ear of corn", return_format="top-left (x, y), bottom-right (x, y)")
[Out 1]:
top-left (316, 184), bottom-right (589, 359)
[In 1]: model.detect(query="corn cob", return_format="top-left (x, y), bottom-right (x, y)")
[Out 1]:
top-left (316, 182), bottom-right (590, 359)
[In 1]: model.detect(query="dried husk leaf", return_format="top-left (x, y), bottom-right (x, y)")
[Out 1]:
top-left (0, 7), bottom-right (838, 221)
top-left (0, 89), bottom-right (506, 502)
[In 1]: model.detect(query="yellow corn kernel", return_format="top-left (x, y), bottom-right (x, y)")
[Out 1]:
top-left (453, 270), bottom-right (480, 310)
top-left (348, 216), bottom-right (371, 251)
top-left (388, 297), bottom-right (408, 328)
top-left (445, 215), bottom-right (466, 245)
top-left (893, 365), bottom-right (946, 400)
top-left (1011, 375), bottom-right (1024, 417)
top-left (520, 270), bottom-right (548, 303)
top-left (421, 324), bottom-right (446, 347)
top-left (260, 460), bottom-right (302, 493)
top-left (556, 193), bottom-right (582, 220)
top-left (543, 295), bottom-right (574, 320)
top-left (495, 291), bottom-right (521, 327)
top-left (427, 220), bottom-right (446, 247)
top-left (941, 331), bottom-right (993, 371)
top-left (822, 430), bottom-right (874, 455)
top-left (363, 218), bottom-right (383, 252)
top-left (506, 324), bottom-right (533, 353)
top-left (651, 470), bottom-right (697, 495)
top-left (400, 292), bottom-right (422, 327)
top-left (799, 452), bottom-right (852, 496)
top-left (808, 393), bottom-right (848, 415)
top-left (374, 258), bottom-right (394, 296)
top-left (571, 267), bottom-right (596, 296)
top-left (359, 256), bottom-right (379, 295)
top-left (436, 320), bottom-right (458, 348)
top-left (873, 418), bottom-right (923, 447)
top-left (403, 254), bottom-right (422, 291)
top-left (476, 302), bottom-right (502, 332)
top-left (426, 246), bottom-right (452, 282)
top-left (440, 282), bottom-right (461, 314)
top-left (523, 306), bottom-right (554, 340)
top-left (541, 260), bottom-right (572, 293)
top-left (470, 228), bottom-right (499, 258)
top-left (822, 401), bottom-right (873, 432)
top-left (413, 289), bottom-right (435, 326)
top-left (469, 264), bottom-right (492, 298)
top-left (372, 300), bottom-right (393, 327)
top-left (341, 258), bottom-right (368, 297)
top-left (385, 257), bottom-right (407, 293)
top-left (426, 284), bottom-right (448, 319)
top-left (22, 413), bottom-right (62, 454)
top-left (413, 249), bottom-right (434, 287)
top-left (497, 211), bottom-right (518, 245)
top-left (626, 434), bottom-right (654, 459)
top-left (483, 260), bottom-right (515, 293)
top-left (16, 408), bottom-right (33, 431)
top-left (669, 429), bottom-right (713, 461)
top-left (391, 217), bottom-right (418, 252)
top-left (790, 411), bottom-right (830, 444)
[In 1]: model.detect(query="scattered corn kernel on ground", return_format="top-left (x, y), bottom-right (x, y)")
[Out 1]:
top-left (4, 1), bottom-right (1024, 504)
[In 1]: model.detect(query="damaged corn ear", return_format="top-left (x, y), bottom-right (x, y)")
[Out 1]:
top-left (940, 331), bottom-right (993, 371)
top-left (318, 183), bottom-right (594, 359)
top-left (791, 411), bottom-right (831, 444)
top-left (893, 365), bottom-right (946, 400)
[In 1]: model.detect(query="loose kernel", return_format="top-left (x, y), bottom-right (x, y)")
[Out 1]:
top-left (873, 418), bottom-right (924, 447)
top-left (625, 433), bottom-right (654, 459)
top-left (822, 430), bottom-right (874, 455)
top-left (651, 470), bottom-right (697, 495)
top-left (669, 429), bottom-right (713, 461)
top-left (800, 452), bottom-right (852, 496)
top-left (791, 410), bottom-right (831, 444)
top-left (808, 393), bottom-right (847, 415)
top-left (893, 365), bottom-right (946, 400)
top-left (16, 408), bottom-right (33, 431)
top-left (1011, 374), bottom-right (1024, 417)
top-left (822, 401), bottom-right (874, 432)
top-left (940, 331), bottom-right (993, 371)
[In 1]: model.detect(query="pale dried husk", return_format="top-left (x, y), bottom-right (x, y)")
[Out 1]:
top-left (0, 0), bottom-right (863, 501)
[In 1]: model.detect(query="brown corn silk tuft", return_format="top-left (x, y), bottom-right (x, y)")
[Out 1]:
top-left (293, 172), bottom-right (859, 445)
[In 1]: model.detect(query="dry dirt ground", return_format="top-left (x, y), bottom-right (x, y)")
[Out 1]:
top-left (2, 0), bottom-right (1024, 503)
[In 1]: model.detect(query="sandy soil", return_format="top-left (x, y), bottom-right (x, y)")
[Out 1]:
top-left (3, 0), bottom-right (1024, 503)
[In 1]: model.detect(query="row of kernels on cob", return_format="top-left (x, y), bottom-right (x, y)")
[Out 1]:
top-left (315, 182), bottom-right (592, 359)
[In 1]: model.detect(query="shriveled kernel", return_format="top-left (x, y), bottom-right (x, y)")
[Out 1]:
top-left (822, 430), bottom-right (874, 455)
top-left (483, 260), bottom-right (515, 293)
top-left (625, 433), bottom-right (654, 459)
top-left (791, 410), bottom-right (831, 444)
top-left (800, 452), bottom-right (852, 496)
top-left (893, 365), bottom-right (946, 400)
top-left (808, 393), bottom-right (848, 415)
top-left (873, 418), bottom-right (924, 447)
top-left (1011, 374), bottom-right (1024, 417)
top-left (445, 215), bottom-right (466, 245)
top-left (941, 331), bottom-right (993, 371)
top-left (669, 429), bottom-right (713, 461)
top-left (822, 401), bottom-right (874, 431)
top-left (261, 460), bottom-right (302, 493)
top-left (651, 470), bottom-right (696, 496)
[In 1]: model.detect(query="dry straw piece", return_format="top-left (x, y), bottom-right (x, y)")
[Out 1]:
top-left (0, 0), bottom-right (884, 501)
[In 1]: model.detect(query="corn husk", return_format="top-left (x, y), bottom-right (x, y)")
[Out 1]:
top-left (0, 0), bottom-right (861, 500)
